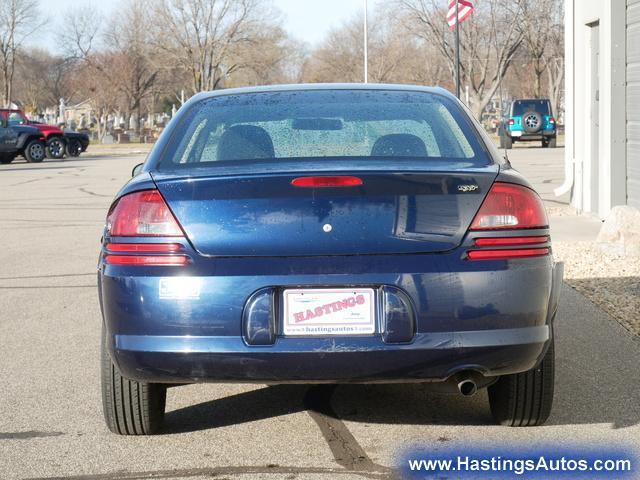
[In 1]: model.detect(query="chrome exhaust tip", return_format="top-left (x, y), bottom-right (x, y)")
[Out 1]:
top-left (457, 378), bottom-right (478, 397)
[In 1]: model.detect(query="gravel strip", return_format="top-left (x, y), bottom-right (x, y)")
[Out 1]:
top-left (553, 241), bottom-right (640, 336)
top-left (546, 205), bottom-right (581, 216)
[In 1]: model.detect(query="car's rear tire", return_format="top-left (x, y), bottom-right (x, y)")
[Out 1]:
top-left (504, 135), bottom-right (513, 150)
top-left (66, 138), bottom-right (83, 157)
top-left (101, 331), bottom-right (166, 435)
top-left (46, 137), bottom-right (66, 159)
top-left (548, 136), bottom-right (557, 148)
top-left (24, 140), bottom-right (46, 163)
top-left (488, 337), bottom-right (554, 426)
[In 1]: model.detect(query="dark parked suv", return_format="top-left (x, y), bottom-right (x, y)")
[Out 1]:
top-left (0, 114), bottom-right (46, 164)
top-left (500, 99), bottom-right (557, 149)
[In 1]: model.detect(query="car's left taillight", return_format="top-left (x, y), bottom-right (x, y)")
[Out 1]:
top-left (103, 189), bottom-right (189, 266)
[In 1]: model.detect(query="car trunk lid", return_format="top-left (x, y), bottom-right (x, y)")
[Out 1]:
top-left (152, 162), bottom-right (499, 257)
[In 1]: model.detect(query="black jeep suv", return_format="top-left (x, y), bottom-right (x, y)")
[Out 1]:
top-left (0, 116), bottom-right (46, 164)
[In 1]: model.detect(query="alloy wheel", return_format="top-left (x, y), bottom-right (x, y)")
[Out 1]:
top-left (30, 143), bottom-right (45, 161)
top-left (47, 138), bottom-right (65, 158)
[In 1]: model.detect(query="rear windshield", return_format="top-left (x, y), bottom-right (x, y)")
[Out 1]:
top-left (157, 89), bottom-right (489, 170)
top-left (512, 100), bottom-right (551, 117)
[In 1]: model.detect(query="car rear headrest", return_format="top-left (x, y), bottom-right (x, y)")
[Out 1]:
top-left (217, 125), bottom-right (275, 161)
top-left (371, 134), bottom-right (427, 157)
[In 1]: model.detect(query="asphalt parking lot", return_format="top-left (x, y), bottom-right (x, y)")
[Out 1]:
top-left (1, 149), bottom-right (640, 480)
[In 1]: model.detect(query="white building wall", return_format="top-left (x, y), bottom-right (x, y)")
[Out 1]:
top-left (627, 0), bottom-right (640, 209)
top-left (565, 0), bottom-right (627, 218)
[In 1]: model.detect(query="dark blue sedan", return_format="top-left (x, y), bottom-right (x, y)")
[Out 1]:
top-left (98, 84), bottom-right (563, 434)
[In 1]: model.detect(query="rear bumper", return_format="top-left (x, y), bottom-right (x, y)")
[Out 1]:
top-left (509, 129), bottom-right (556, 140)
top-left (111, 327), bottom-right (550, 384)
top-left (100, 250), bottom-right (563, 384)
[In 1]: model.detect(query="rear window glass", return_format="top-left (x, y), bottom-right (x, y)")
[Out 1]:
top-left (512, 100), bottom-right (551, 117)
top-left (158, 90), bottom-right (489, 170)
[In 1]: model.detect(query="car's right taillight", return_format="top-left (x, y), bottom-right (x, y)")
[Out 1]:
top-left (104, 189), bottom-right (188, 266)
top-left (467, 182), bottom-right (550, 261)
top-left (508, 119), bottom-right (515, 126)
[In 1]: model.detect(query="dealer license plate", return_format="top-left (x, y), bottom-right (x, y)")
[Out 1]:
top-left (282, 288), bottom-right (376, 336)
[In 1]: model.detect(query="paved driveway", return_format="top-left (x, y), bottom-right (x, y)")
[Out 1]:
top-left (506, 147), bottom-right (603, 241)
top-left (502, 145), bottom-right (568, 204)
top-left (1, 151), bottom-right (638, 479)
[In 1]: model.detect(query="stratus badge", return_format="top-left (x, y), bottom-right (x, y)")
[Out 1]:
top-left (458, 184), bottom-right (479, 192)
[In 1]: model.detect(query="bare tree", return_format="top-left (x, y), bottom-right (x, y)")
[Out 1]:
top-left (105, 0), bottom-right (159, 131)
top-left (73, 59), bottom-right (120, 141)
top-left (152, 0), bottom-right (278, 93)
top-left (13, 48), bottom-right (77, 112)
top-left (58, 4), bottom-right (102, 60)
top-left (0, 0), bottom-right (42, 107)
top-left (545, 0), bottom-right (564, 118)
top-left (302, 15), bottom-right (366, 83)
top-left (58, 6), bottom-right (113, 137)
top-left (515, 0), bottom-right (564, 115)
top-left (302, 9), bottom-right (445, 86)
top-left (520, 0), bottom-right (559, 98)
top-left (224, 19), bottom-right (295, 86)
top-left (397, 0), bottom-right (525, 120)
top-left (61, 1), bottom-right (160, 134)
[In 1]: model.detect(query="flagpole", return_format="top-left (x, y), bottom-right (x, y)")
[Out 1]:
top-left (455, 0), bottom-right (460, 98)
top-left (364, 0), bottom-right (368, 84)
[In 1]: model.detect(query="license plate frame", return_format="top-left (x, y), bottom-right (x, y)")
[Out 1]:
top-left (282, 287), bottom-right (376, 337)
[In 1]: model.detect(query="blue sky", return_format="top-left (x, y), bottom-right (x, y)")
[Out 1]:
top-left (31, 0), bottom-right (368, 51)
